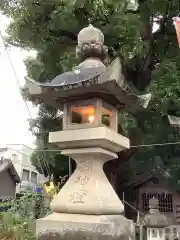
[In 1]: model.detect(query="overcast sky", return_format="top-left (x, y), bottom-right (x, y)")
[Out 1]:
top-left (0, 14), bottom-right (37, 148)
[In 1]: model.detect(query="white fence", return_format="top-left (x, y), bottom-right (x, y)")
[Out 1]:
top-left (134, 224), bottom-right (180, 240)
top-left (164, 225), bottom-right (180, 240)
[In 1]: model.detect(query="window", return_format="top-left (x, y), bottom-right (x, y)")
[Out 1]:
top-left (142, 193), bottom-right (173, 213)
top-left (11, 154), bottom-right (17, 161)
top-left (22, 169), bottom-right (30, 181)
top-left (101, 105), bottom-right (112, 127)
top-left (71, 105), bottom-right (95, 124)
top-left (31, 172), bottom-right (37, 184)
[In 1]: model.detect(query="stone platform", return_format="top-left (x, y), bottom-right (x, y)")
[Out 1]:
top-left (37, 213), bottom-right (134, 240)
top-left (49, 126), bottom-right (129, 152)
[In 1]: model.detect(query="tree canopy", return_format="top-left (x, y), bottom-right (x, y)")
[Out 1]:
top-left (1, 0), bottom-right (180, 190)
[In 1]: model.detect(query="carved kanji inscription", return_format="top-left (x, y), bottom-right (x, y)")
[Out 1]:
top-left (69, 190), bottom-right (87, 203)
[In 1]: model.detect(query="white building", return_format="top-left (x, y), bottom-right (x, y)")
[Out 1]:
top-left (0, 144), bottom-right (46, 193)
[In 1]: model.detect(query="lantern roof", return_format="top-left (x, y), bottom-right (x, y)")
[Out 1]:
top-left (36, 66), bottom-right (105, 87)
top-left (26, 24), bottom-right (151, 114)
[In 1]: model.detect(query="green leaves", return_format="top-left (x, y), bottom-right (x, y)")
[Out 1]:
top-left (0, 194), bottom-right (51, 239)
top-left (2, 0), bottom-right (180, 191)
top-left (150, 57), bottom-right (180, 115)
top-left (0, 197), bottom-right (36, 240)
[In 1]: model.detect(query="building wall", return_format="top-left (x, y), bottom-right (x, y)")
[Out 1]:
top-left (138, 179), bottom-right (180, 225)
top-left (0, 170), bottom-right (16, 197)
top-left (0, 145), bottom-right (46, 193)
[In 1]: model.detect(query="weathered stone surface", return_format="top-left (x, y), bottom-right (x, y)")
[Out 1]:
top-left (37, 213), bottom-right (134, 240)
top-left (78, 24), bottom-right (104, 45)
top-left (50, 148), bottom-right (125, 215)
top-left (34, 24), bottom-right (137, 240)
top-left (49, 127), bottom-right (130, 152)
top-left (144, 197), bottom-right (168, 228)
top-left (77, 58), bottom-right (106, 69)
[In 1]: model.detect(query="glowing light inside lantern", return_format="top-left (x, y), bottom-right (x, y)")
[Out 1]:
top-left (88, 115), bottom-right (95, 123)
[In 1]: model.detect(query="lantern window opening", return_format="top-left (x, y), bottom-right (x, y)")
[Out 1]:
top-left (101, 100), bottom-right (117, 130)
top-left (63, 98), bottom-right (118, 131)
top-left (101, 106), bottom-right (113, 127)
top-left (71, 105), bottom-right (95, 124)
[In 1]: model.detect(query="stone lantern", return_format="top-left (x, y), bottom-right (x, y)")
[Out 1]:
top-left (144, 197), bottom-right (168, 240)
top-left (27, 24), bottom-right (150, 240)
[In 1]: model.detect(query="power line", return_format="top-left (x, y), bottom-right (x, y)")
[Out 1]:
top-left (0, 30), bottom-right (33, 119)
top-left (123, 199), bottom-right (145, 216)
top-left (0, 146), bottom-right (40, 169)
top-left (2, 140), bottom-right (180, 181)
top-left (6, 140), bottom-right (180, 155)
top-left (0, 28), bottom-right (52, 178)
top-left (131, 141), bottom-right (180, 148)
top-left (1, 19), bottom-right (180, 176)
top-left (27, 140), bottom-right (180, 152)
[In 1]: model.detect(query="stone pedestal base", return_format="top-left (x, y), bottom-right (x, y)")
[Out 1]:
top-left (51, 148), bottom-right (124, 215)
top-left (37, 213), bottom-right (134, 240)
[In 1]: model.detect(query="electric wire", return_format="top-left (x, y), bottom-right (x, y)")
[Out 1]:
top-left (0, 30), bottom-right (33, 119)
top-left (2, 21), bottom-right (180, 175)
top-left (0, 13), bottom-right (178, 226)
top-left (0, 146), bottom-right (45, 170)
top-left (8, 140), bottom-right (180, 153)
top-left (0, 28), bottom-right (52, 179)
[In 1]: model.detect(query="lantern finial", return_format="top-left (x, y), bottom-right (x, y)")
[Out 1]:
top-left (76, 24), bottom-right (108, 66)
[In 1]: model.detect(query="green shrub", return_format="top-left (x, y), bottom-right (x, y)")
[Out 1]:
top-left (0, 193), bottom-right (50, 240)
